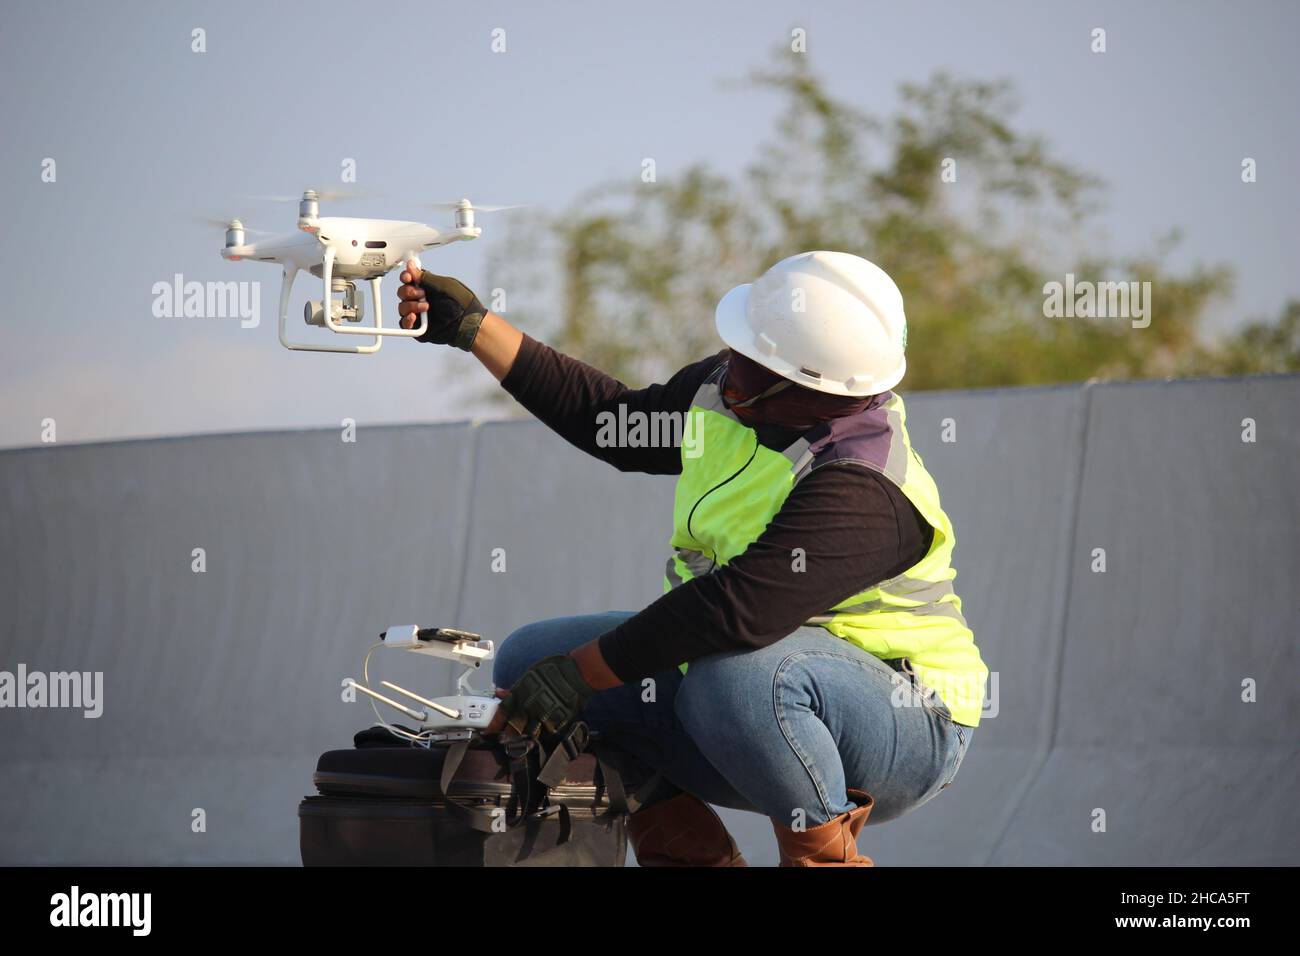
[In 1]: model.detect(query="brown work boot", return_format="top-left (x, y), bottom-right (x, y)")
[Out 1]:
top-left (771, 789), bottom-right (875, 866)
top-left (628, 792), bottom-right (748, 867)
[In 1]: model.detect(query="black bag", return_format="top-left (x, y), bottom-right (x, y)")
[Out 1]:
top-left (299, 724), bottom-right (633, 867)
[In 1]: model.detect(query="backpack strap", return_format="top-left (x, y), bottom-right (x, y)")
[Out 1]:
top-left (437, 724), bottom-right (594, 843)
top-left (588, 737), bottom-right (666, 817)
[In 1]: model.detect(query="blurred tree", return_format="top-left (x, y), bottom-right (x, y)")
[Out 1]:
top-left (487, 52), bottom-right (1294, 396)
top-left (1182, 299), bottom-right (1300, 376)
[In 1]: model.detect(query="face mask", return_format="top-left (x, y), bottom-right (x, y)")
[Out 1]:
top-left (721, 350), bottom-right (874, 429)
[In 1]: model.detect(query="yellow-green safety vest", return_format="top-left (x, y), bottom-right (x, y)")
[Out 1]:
top-left (665, 362), bottom-right (988, 727)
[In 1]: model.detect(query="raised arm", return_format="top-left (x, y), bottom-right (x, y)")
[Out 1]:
top-left (397, 259), bottom-right (722, 474)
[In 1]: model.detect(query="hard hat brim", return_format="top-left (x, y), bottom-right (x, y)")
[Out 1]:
top-left (713, 282), bottom-right (754, 356)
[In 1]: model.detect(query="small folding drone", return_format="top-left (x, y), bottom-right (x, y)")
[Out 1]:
top-left (218, 189), bottom-right (510, 354)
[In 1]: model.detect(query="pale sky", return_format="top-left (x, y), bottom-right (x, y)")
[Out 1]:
top-left (2, 0), bottom-right (1297, 448)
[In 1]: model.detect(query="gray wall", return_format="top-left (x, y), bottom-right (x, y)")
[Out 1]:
top-left (1, 375), bottom-right (1296, 865)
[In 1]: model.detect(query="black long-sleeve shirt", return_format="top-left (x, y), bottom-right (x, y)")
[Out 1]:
top-left (501, 333), bottom-right (932, 682)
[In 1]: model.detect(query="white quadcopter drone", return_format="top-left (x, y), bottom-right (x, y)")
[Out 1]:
top-left (345, 625), bottom-right (501, 743)
top-left (219, 189), bottom-right (510, 354)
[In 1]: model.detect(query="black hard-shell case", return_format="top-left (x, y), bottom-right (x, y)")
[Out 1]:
top-left (299, 728), bottom-right (630, 867)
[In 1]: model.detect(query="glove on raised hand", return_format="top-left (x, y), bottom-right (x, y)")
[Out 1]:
top-left (397, 262), bottom-right (488, 351)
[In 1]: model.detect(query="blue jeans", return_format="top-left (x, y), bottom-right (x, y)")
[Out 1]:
top-left (493, 612), bottom-right (974, 827)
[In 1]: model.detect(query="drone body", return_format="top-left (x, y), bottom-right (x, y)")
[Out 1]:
top-left (219, 190), bottom-right (483, 353)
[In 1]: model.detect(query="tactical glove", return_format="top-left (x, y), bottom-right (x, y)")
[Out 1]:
top-left (402, 270), bottom-right (488, 351)
top-left (499, 654), bottom-right (596, 737)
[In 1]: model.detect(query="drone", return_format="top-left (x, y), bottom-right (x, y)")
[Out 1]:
top-left (218, 189), bottom-right (512, 354)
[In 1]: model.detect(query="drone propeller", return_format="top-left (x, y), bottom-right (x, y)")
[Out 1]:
top-left (190, 214), bottom-right (271, 235)
top-left (245, 187), bottom-right (373, 204)
top-left (424, 199), bottom-right (527, 213)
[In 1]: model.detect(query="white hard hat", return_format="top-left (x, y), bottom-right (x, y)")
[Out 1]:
top-left (714, 251), bottom-right (908, 397)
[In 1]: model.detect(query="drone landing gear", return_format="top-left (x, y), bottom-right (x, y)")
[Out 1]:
top-left (276, 247), bottom-right (426, 355)
top-left (276, 264), bottom-right (382, 354)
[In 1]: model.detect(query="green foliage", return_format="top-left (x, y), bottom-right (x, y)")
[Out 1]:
top-left (1187, 300), bottom-right (1300, 376)
top-left (489, 52), bottom-right (1295, 394)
